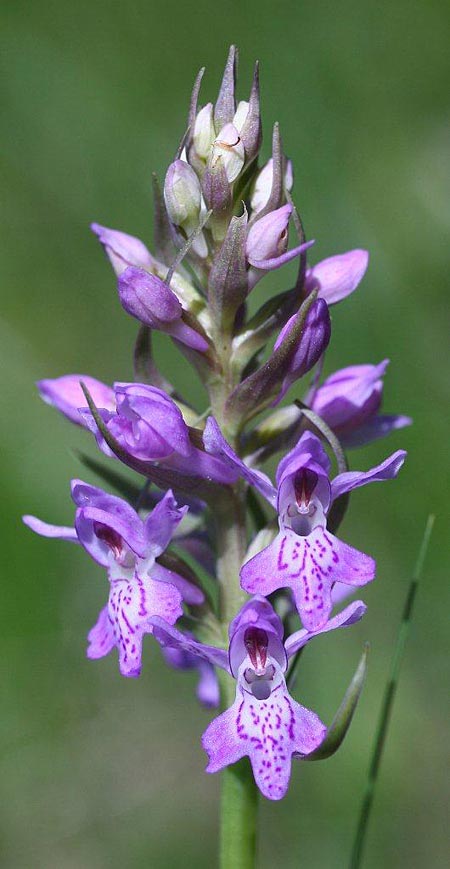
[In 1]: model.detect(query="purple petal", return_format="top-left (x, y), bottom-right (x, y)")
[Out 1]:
top-left (196, 663), bottom-right (220, 708)
top-left (331, 449), bottom-right (407, 502)
top-left (91, 223), bottom-right (155, 276)
top-left (276, 431), bottom-right (331, 487)
top-left (87, 606), bottom-right (115, 659)
top-left (151, 563), bottom-right (204, 607)
top-left (108, 574), bottom-right (183, 678)
top-left (202, 679), bottom-right (326, 800)
top-left (37, 375), bottom-right (115, 426)
top-left (228, 596), bottom-right (287, 677)
top-left (248, 239), bottom-right (314, 272)
top-left (118, 266), bottom-right (182, 323)
top-left (150, 617), bottom-right (230, 671)
top-left (305, 249), bottom-right (369, 304)
top-left (340, 414), bottom-right (412, 448)
top-left (241, 526), bottom-right (374, 631)
top-left (71, 480), bottom-right (145, 565)
top-left (285, 600), bottom-right (367, 658)
top-left (203, 417), bottom-right (276, 505)
top-left (143, 490), bottom-right (188, 555)
top-left (22, 515), bottom-right (78, 543)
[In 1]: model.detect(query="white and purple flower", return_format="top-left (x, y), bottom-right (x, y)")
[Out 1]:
top-left (23, 485), bottom-right (203, 677)
top-left (204, 421), bottom-right (406, 631)
top-left (151, 595), bottom-right (366, 800)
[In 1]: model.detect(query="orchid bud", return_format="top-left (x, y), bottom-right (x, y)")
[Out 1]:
top-left (164, 160), bottom-right (202, 235)
top-left (310, 361), bottom-right (411, 446)
top-left (246, 203), bottom-right (291, 265)
top-left (251, 158), bottom-right (294, 214)
top-left (118, 267), bottom-right (209, 352)
top-left (211, 123), bottom-right (245, 183)
top-left (192, 103), bottom-right (216, 162)
top-left (273, 299), bottom-right (332, 403)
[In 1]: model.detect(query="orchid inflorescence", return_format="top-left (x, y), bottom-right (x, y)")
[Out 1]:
top-left (24, 46), bottom-right (410, 803)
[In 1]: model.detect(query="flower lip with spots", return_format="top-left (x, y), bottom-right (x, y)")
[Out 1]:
top-left (203, 419), bottom-right (406, 631)
top-left (150, 595), bottom-right (366, 800)
top-left (23, 484), bottom-right (203, 677)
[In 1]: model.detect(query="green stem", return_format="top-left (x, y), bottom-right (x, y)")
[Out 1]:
top-left (220, 758), bottom-right (259, 869)
top-left (214, 496), bottom-right (258, 869)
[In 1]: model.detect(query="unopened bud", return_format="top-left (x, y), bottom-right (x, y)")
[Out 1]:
top-left (164, 160), bottom-right (202, 234)
top-left (192, 103), bottom-right (216, 162)
top-left (212, 123), bottom-right (245, 183)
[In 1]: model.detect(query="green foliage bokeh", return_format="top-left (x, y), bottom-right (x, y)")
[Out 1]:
top-left (1, 1), bottom-right (448, 866)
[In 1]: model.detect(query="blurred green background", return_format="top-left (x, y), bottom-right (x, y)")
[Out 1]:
top-left (2, 0), bottom-right (449, 866)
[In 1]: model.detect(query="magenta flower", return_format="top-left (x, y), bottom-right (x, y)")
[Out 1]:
top-left (24, 485), bottom-right (203, 677)
top-left (310, 360), bottom-right (412, 446)
top-left (204, 420), bottom-right (406, 630)
top-left (151, 595), bottom-right (365, 800)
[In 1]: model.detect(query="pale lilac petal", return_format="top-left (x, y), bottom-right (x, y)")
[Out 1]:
top-left (285, 600), bottom-right (367, 658)
top-left (150, 563), bottom-right (204, 606)
top-left (203, 417), bottom-right (276, 505)
top-left (22, 515), bottom-right (79, 543)
top-left (91, 223), bottom-right (155, 276)
top-left (37, 375), bottom-right (115, 425)
top-left (340, 414), bottom-right (412, 448)
top-left (306, 249), bottom-right (369, 304)
top-left (203, 679), bottom-right (326, 800)
top-left (150, 617), bottom-right (230, 671)
top-left (109, 574), bottom-right (183, 678)
top-left (87, 606), bottom-right (115, 659)
top-left (331, 449), bottom-right (407, 502)
top-left (248, 239), bottom-right (314, 272)
top-left (240, 531), bottom-right (289, 598)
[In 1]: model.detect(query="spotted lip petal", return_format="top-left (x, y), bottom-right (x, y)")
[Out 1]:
top-left (106, 572), bottom-right (183, 677)
top-left (202, 669), bottom-right (326, 801)
top-left (240, 526), bottom-right (375, 632)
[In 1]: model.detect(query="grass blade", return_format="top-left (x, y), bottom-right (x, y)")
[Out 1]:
top-left (349, 514), bottom-right (435, 869)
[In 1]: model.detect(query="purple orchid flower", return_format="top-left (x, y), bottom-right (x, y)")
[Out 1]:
top-left (151, 595), bottom-right (366, 800)
top-left (204, 419), bottom-right (406, 631)
top-left (309, 360), bottom-right (412, 447)
top-left (23, 484), bottom-right (204, 677)
top-left (81, 382), bottom-right (238, 486)
top-left (246, 204), bottom-right (314, 290)
top-left (304, 249), bottom-right (369, 305)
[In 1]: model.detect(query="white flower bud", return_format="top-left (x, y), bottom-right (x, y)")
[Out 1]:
top-left (211, 123), bottom-right (245, 183)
